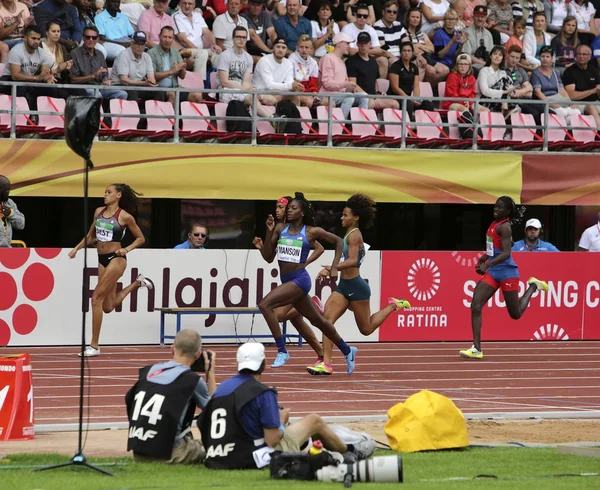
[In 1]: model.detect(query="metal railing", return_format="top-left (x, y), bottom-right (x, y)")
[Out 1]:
top-left (1, 80), bottom-right (599, 152)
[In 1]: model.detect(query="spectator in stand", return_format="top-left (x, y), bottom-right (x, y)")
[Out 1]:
top-left (175, 223), bottom-right (208, 249)
top-left (578, 210), bottom-right (600, 251)
top-left (95, 0), bottom-right (135, 63)
top-left (551, 16), bottom-right (581, 74)
top-left (387, 41), bottom-right (433, 113)
top-left (512, 219), bottom-right (559, 251)
top-left (72, 0), bottom-right (108, 59)
top-left (173, 0), bottom-right (221, 81)
top-left (373, 1), bottom-right (409, 71)
top-left (242, 0), bottom-right (276, 65)
top-left (149, 26), bottom-right (194, 105)
top-left (0, 175), bottom-right (25, 248)
top-left (523, 12), bottom-right (552, 68)
top-left (117, 0), bottom-right (149, 29)
top-left (487, 0), bottom-right (514, 45)
top-left (441, 53), bottom-right (488, 111)
top-left (0, 0), bottom-right (33, 49)
top-left (403, 8), bottom-right (435, 81)
top-left (70, 25), bottom-right (128, 105)
top-left (216, 25), bottom-right (271, 117)
top-left (289, 34), bottom-right (319, 106)
top-left (420, 0), bottom-right (450, 34)
top-left (0, 25), bottom-right (71, 112)
top-left (569, 0), bottom-right (597, 46)
top-left (477, 45), bottom-right (515, 113)
top-left (505, 16), bottom-right (527, 51)
top-left (41, 21), bottom-right (73, 83)
top-left (253, 37), bottom-right (304, 106)
top-left (137, 0), bottom-right (176, 49)
top-left (274, 0), bottom-right (312, 53)
top-left (311, 1), bottom-right (339, 59)
top-left (34, 0), bottom-right (83, 52)
top-left (592, 34), bottom-right (600, 66)
top-left (562, 44), bottom-right (600, 126)
top-left (269, 0), bottom-right (287, 18)
top-left (318, 31), bottom-right (368, 118)
top-left (512, 0), bottom-right (545, 30)
top-left (432, 9), bottom-right (468, 85)
top-left (342, 4), bottom-right (391, 78)
top-left (347, 31), bottom-right (398, 109)
top-left (463, 0), bottom-right (486, 29)
top-left (304, 0), bottom-right (352, 30)
top-left (462, 5), bottom-right (494, 73)
top-left (504, 45), bottom-right (543, 127)
top-left (544, 0), bottom-right (570, 34)
top-left (531, 46), bottom-right (581, 120)
top-left (213, 0), bottom-right (249, 51)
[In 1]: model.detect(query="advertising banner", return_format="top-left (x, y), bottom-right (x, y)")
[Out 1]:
top-left (0, 249), bottom-right (381, 346)
top-left (379, 251), bottom-right (600, 341)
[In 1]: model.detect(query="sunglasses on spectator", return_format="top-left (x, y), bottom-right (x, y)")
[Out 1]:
top-left (356, 13), bottom-right (369, 19)
top-left (193, 232), bottom-right (207, 238)
top-left (385, 9), bottom-right (398, 14)
top-left (84, 35), bottom-right (99, 40)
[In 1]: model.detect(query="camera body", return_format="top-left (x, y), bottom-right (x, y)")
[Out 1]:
top-left (317, 456), bottom-right (403, 484)
top-left (190, 350), bottom-right (213, 373)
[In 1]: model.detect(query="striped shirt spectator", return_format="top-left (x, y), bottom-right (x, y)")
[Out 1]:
top-left (373, 1), bottom-right (407, 58)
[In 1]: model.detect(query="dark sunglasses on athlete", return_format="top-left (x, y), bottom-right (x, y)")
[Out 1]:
top-left (84, 35), bottom-right (99, 40)
top-left (193, 232), bottom-right (207, 238)
top-left (356, 13), bottom-right (369, 19)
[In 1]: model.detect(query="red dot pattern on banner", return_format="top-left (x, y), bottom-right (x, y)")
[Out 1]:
top-left (0, 319), bottom-right (10, 346)
top-left (35, 248), bottom-right (62, 260)
top-left (22, 263), bottom-right (54, 301)
top-left (0, 248), bottom-right (31, 269)
top-left (12, 304), bottom-right (37, 335)
top-left (0, 272), bottom-right (18, 310)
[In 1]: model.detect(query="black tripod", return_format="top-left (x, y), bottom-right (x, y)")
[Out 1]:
top-left (36, 98), bottom-right (113, 475)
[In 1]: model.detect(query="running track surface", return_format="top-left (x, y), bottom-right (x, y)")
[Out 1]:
top-left (5, 341), bottom-right (600, 428)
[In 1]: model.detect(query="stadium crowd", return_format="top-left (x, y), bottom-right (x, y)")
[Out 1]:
top-left (0, 0), bottom-right (599, 130)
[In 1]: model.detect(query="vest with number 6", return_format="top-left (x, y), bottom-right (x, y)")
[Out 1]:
top-left (125, 365), bottom-right (199, 460)
top-left (199, 378), bottom-right (275, 469)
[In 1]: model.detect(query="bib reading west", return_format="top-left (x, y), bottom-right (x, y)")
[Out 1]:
top-left (96, 220), bottom-right (114, 242)
top-left (277, 238), bottom-right (303, 263)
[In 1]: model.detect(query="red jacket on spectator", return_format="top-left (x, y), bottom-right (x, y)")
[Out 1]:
top-left (442, 72), bottom-right (477, 111)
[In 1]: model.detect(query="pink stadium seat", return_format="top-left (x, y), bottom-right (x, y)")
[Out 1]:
top-left (181, 101), bottom-right (210, 132)
top-left (178, 72), bottom-right (205, 90)
top-left (382, 108), bottom-right (413, 138)
top-left (0, 95), bottom-right (38, 137)
top-left (214, 102), bottom-right (227, 132)
top-left (145, 99), bottom-right (175, 141)
top-left (210, 71), bottom-right (218, 89)
top-left (109, 99), bottom-right (148, 140)
top-left (571, 114), bottom-right (598, 144)
top-left (317, 106), bottom-right (345, 135)
top-left (376, 78), bottom-right (389, 95)
top-left (37, 96), bottom-right (65, 138)
top-left (256, 105), bottom-right (276, 134)
top-left (437, 82), bottom-right (446, 109)
top-left (479, 111), bottom-right (505, 141)
top-left (542, 113), bottom-right (579, 150)
top-left (419, 81), bottom-right (433, 98)
top-left (509, 113), bottom-right (543, 150)
top-left (446, 110), bottom-right (462, 140)
top-left (293, 106), bottom-right (327, 144)
top-left (414, 110), bottom-right (447, 140)
top-left (350, 107), bottom-right (379, 137)
top-left (298, 106), bottom-right (314, 134)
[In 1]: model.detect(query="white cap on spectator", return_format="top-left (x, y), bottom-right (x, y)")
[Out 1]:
top-left (237, 343), bottom-right (265, 371)
top-left (333, 32), bottom-right (354, 45)
top-left (456, 53), bottom-right (472, 65)
top-left (525, 218), bottom-right (542, 229)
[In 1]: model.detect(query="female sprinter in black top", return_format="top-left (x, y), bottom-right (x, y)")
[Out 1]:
top-left (69, 183), bottom-right (152, 357)
top-left (308, 193), bottom-right (411, 375)
top-left (259, 192), bottom-right (358, 374)
top-left (460, 196), bottom-right (549, 359)
top-left (253, 196), bottom-right (327, 367)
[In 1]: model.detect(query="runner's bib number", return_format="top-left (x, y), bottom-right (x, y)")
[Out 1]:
top-left (486, 236), bottom-right (494, 257)
top-left (277, 238), bottom-right (302, 263)
top-left (96, 220), bottom-right (114, 242)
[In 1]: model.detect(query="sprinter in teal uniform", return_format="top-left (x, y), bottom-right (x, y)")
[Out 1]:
top-left (259, 192), bottom-right (359, 374)
top-left (308, 194), bottom-right (411, 376)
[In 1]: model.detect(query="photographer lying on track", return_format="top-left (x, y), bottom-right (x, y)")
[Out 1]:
top-left (200, 343), bottom-right (374, 469)
top-left (126, 329), bottom-right (216, 464)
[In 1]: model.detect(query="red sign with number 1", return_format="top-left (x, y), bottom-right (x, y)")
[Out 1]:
top-left (0, 353), bottom-right (34, 440)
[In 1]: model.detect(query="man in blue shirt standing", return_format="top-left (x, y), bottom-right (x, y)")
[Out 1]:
top-left (273, 0), bottom-right (311, 53)
top-left (175, 222), bottom-right (208, 249)
top-left (512, 218), bottom-right (560, 252)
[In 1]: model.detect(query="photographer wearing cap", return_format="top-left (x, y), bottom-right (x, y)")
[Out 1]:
top-left (0, 175), bottom-right (25, 248)
top-left (512, 219), bottom-right (559, 252)
top-left (126, 329), bottom-right (216, 464)
top-left (201, 343), bottom-right (373, 469)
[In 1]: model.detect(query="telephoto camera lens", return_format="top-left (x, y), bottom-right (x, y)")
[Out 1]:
top-left (316, 455), bottom-right (403, 484)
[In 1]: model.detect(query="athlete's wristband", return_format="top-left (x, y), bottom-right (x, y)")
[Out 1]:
top-left (278, 424), bottom-right (285, 434)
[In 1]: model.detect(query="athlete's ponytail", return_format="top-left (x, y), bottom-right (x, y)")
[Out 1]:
top-left (293, 192), bottom-right (315, 226)
top-left (345, 193), bottom-right (376, 230)
top-left (498, 195), bottom-right (526, 225)
top-left (113, 183), bottom-right (142, 216)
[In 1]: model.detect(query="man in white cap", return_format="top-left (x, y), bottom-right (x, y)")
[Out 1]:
top-left (200, 342), bottom-right (374, 469)
top-left (512, 218), bottom-right (559, 252)
top-left (319, 31), bottom-right (368, 119)
top-left (578, 210), bottom-right (600, 252)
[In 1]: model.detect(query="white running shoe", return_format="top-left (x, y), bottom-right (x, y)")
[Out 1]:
top-left (79, 346), bottom-right (100, 357)
top-left (137, 274), bottom-right (154, 289)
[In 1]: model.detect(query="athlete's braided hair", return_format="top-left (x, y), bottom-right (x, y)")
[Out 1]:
top-left (112, 183), bottom-right (143, 216)
top-left (498, 196), bottom-right (526, 225)
top-left (292, 192), bottom-right (315, 226)
top-left (346, 193), bottom-right (376, 230)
